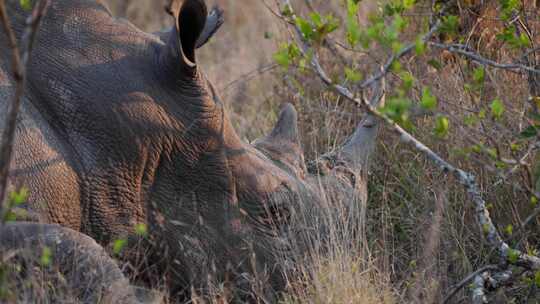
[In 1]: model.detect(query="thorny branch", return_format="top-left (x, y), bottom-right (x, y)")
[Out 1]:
top-left (276, 0), bottom-right (540, 302)
top-left (0, 0), bottom-right (50, 220)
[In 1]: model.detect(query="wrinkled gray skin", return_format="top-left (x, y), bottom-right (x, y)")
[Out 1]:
top-left (0, 0), bottom-right (379, 301)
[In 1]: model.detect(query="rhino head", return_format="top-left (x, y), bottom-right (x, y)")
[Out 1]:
top-left (0, 0), bottom-right (380, 300)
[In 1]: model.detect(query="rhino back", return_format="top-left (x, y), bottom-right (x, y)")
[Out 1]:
top-left (1, 0), bottom-right (169, 240)
top-left (0, 54), bottom-right (82, 228)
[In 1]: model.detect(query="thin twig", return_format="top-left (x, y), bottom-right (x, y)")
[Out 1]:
top-left (442, 265), bottom-right (499, 304)
top-left (220, 63), bottom-right (278, 93)
top-left (0, 0), bottom-right (50, 219)
top-left (472, 268), bottom-right (514, 304)
top-left (429, 42), bottom-right (540, 74)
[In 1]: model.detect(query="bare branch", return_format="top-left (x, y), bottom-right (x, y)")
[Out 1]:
top-left (429, 42), bottom-right (540, 74)
top-left (442, 265), bottom-right (499, 304)
top-left (0, 0), bottom-right (50, 218)
top-left (472, 269), bottom-right (514, 304)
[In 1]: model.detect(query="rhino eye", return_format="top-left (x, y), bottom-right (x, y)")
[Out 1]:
top-left (241, 186), bottom-right (296, 236)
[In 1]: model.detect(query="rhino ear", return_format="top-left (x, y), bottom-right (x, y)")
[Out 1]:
top-left (165, 0), bottom-right (208, 68)
top-left (254, 103), bottom-right (307, 178)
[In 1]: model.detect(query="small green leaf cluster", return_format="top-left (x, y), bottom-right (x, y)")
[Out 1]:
top-left (499, 0), bottom-right (521, 21)
top-left (40, 246), bottom-right (52, 267)
top-left (348, 0), bottom-right (414, 51)
top-left (295, 13), bottom-right (339, 43)
top-left (273, 43), bottom-right (301, 69)
top-left (496, 26), bottom-right (531, 49)
top-left (439, 15), bottom-right (459, 36)
top-left (380, 97), bottom-right (413, 130)
top-left (2, 188), bottom-right (29, 223)
top-left (520, 103), bottom-right (540, 139)
top-left (113, 238), bottom-right (128, 255)
top-left (19, 0), bottom-right (32, 10)
top-left (383, 0), bottom-right (415, 17)
top-left (135, 223), bottom-right (148, 237)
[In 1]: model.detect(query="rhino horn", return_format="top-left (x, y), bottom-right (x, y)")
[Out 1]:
top-left (164, 0), bottom-right (208, 68)
top-left (339, 83), bottom-right (385, 177)
top-left (337, 114), bottom-right (379, 176)
top-left (254, 103), bottom-right (307, 178)
top-left (309, 84), bottom-right (385, 189)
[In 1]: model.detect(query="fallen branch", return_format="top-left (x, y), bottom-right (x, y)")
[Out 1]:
top-left (0, 0), bottom-right (50, 218)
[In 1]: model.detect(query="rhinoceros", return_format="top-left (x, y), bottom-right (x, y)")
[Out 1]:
top-left (0, 0), bottom-right (379, 302)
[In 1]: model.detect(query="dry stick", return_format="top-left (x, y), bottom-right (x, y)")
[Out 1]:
top-left (429, 42), bottom-right (540, 74)
top-left (277, 0), bottom-right (540, 297)
top-left (0, 0), bottom-right (50, 218)
top-left (442, 265), bottom-right (499, 304)
top-left (471, 268), bottom-right (514, 304)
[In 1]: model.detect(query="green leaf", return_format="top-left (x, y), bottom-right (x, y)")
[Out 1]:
top-left (439, 15), bottom-right (459, 34)
top-left (482, 223), bottom-right (490, 234)
top-left (427, 59), bottom-right (442, 70)
top-left (310, 12), bottom-right (322, 27)
top-left (434, 115), bottom-right (450, 137)
top-left (478, 109), bottom-right (487, 119)
top-left (295, 17), bottom-right (314, 40)
top-left (399, 72), bottom-right (415, 91)
top-left (535, 271), bottom-right (540, 288)
top-left (473, 67), bottom-right (485, 84)
top-left (273, 43), bottom-right (300, 69)
top-left (345, 67), bottom-right (362, 83)
top-left (393, 15), bottom-right (407, 32)
top-left (380, 97), bottom-right (412, 128)
top-left (531, 196), bottom-right (538, 207)
top-left (520, 125), bottom-right (538, 138)
top-left (281, 3), bottom-right (293, 17)
top-left (135, 223), bottom-right (148, 237)
top-left (402, 0), bottom-right (416, 9)
top-left (40, 246), bottom-right (52, 267)
top-left (415, 37), bottom-right (426, 55)
top-left (346, 0), bottom-right (361, 47)
top-left (490, 98), bottom-right (504, 119)
top-left (486, 148), bottom-right (498, 159)
top-left (9, 188), bottom-right (28, 206)
top-left (508, 249), bottom-right (519, 264)
top-left (20, 0), bottom-right (32, 10)
top-left (471, 144), bottom-right (482, 153)
top-left (273, 49), bottom-right (290, 68)
top-left (421, 87), bottom-right (437, 110)
top-left (3, 211), bottom-right (17, 223)
top-left (113, 239), bottom-right (128, 255)
top-left (504, 224), bottom-right (513, 236)
top-left (464, 114), bottom-right (479, 126)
